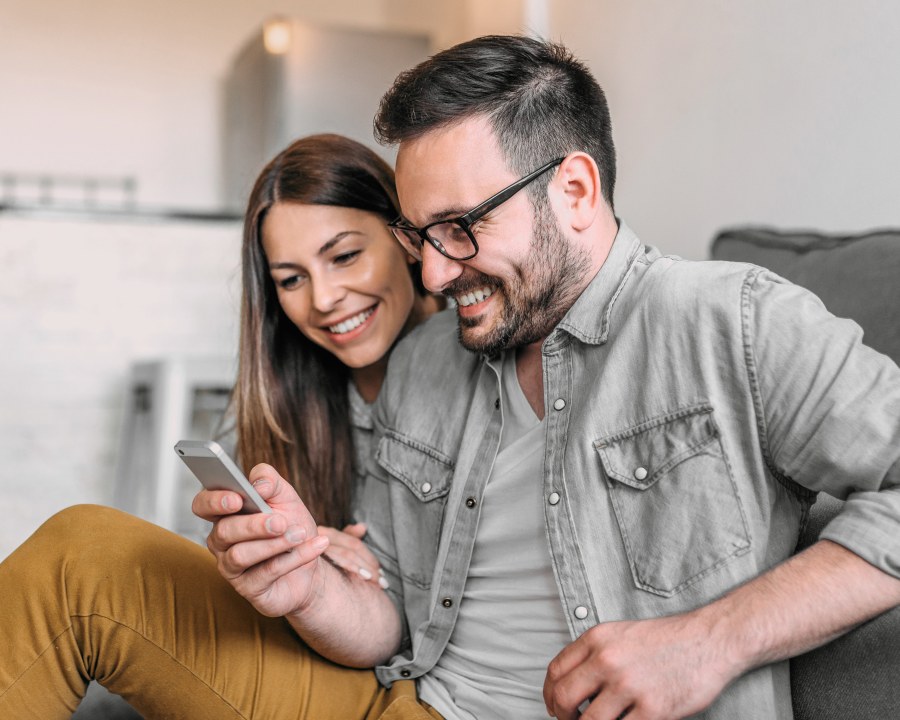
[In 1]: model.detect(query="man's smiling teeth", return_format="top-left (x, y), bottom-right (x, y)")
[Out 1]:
top-left (328, 308), bottom-right (374, 334)
top-left (456, 287), bottom-right (494, 307)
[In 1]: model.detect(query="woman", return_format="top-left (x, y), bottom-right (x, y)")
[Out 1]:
top-left (229, 133), bottom-right (441, 580)
top-left (0, 134), bottom-right (443, 719)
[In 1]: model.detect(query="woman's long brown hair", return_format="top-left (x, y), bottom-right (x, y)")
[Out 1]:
top-left (232, 134), bottom-right (424, 528)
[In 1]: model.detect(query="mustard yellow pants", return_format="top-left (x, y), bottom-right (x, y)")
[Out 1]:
top-left (0, 505), bottom-right (441, 720)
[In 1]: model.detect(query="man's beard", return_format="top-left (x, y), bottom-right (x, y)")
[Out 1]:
top-left (446, 203), bottom-right (592, 356)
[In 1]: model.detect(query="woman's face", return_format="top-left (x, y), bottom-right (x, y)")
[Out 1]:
top-left (261, 201), bottom-right (419, 373)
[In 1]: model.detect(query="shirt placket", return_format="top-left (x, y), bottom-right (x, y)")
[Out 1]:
top-left (542, 334), bottom-right (598, 638)
top-left (401, 359), bottom-right (504, 675)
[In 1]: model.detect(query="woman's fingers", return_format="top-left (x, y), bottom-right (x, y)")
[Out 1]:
top-left (319, 525), bottom-right (387, 588)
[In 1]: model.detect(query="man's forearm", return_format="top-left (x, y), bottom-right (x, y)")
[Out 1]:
top-left (704, 539), bottom-right (900, 680)
top-left (285, 558), bottom-right (402, 668)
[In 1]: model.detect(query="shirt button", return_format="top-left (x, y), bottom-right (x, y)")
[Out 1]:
top-left (633, 467), bottom-right (648, 481)
top-left (574, 606), bottom-right (588, 619)
top-left (400, 669), bottom-right (411, 678)
top-left (442, 597), bottom-right (453, 608)
top-left (553, 398), bottom-right (566, 411)
top-left (465, 497), bottom-right (477, 508)
top-left (548, 492), bottom-right (560, 505)
top-left (421, 482), bottom-right (432, 493)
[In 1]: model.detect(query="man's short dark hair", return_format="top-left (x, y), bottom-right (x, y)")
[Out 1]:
top-left (374, 34), bottom-right (616, 209)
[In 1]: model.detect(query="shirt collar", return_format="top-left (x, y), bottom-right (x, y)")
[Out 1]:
top-left (347, 380), bottom-right (374, 430)
top-left (551, 220), bottom-right (643, 347)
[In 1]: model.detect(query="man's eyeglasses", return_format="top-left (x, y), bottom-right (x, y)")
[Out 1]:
top-left (388, 157), bottom-right (565, 261)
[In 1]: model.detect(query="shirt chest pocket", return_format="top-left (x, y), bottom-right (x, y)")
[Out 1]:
top-left (594, 404), bottom-right (751, 597)
top-left (377, 432), bottom-right (453, 590)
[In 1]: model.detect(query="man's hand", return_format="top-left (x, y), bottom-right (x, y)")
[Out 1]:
top-left (544, 540), bottom-right (900, 719)
top-left (543, 613), bottom-right (734, 720)
top-left (192, 462), bottom-right (330, 618)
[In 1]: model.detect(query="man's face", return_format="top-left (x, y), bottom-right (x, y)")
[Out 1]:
top-left (394, 117), bottom-right (591, 356)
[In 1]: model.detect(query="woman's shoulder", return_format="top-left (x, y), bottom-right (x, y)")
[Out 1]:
top-left (394, 307), bottom-right (463, 363)
top-left (382, 307), bottom-right (476, 397)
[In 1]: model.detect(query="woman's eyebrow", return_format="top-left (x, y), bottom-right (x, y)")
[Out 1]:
top-left (267, 231), bottom-right (365, 270)
top-left (318, 230), bottom-right (363, 256)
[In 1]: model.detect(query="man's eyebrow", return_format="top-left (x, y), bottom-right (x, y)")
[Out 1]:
top-left (404, 205), bottom-right (469, 225)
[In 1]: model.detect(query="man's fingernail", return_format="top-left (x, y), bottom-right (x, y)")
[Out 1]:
top-left (285, 526), bottom-right (306, 543)
top-left (378, 576), bottom-right (390, 590)
top-left (221, 496), bottom-right (232, 510)
top-left (358, 567), bottom-right (373, 580)
top-left (378, 567), bottom-right (385, 575)
top-left (312, 535), bottom-right (329, 550)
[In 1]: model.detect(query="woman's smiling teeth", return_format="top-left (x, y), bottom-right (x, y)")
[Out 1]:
top-left (456, 287), bottom-right (494, 307)
top-left (328, 307), bottom-right (375, 334)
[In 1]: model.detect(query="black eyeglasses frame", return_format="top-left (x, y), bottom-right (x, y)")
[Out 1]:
top-left (388, 156), bottom-right (566, 261)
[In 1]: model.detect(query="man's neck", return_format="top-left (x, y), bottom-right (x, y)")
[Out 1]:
top-left (513, 211), bottom-right (620, 419)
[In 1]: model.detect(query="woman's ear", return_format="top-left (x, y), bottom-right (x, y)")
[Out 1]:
top-left (550, 152), bottom-right (602, 232)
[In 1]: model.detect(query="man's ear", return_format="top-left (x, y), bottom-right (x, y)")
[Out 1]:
top-left (549, 152), bottom-right (602, 232)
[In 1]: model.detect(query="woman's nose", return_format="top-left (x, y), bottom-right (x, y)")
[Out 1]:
top-left (309, 277), bottom-right (347, 313)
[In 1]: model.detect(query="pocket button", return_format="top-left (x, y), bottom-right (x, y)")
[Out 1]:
top-left (421, 482), bottom-right (432, 493)
top-left (633, 466), bottom-right (648, 481)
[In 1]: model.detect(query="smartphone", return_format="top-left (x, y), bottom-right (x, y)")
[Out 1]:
top-left (174, 439), bottom-right (272, 514)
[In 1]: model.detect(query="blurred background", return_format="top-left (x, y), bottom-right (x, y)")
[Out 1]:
top-left (2, 0), bottom-right (899, 560)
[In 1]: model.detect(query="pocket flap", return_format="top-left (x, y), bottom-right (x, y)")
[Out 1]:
top-left (376, 432), bottom-right (454, 502)
top-left (594, 404), bottom-right (719, 490)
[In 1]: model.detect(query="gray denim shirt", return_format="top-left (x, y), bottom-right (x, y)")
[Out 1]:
top-left (357, 222), bottom-right (900, 719)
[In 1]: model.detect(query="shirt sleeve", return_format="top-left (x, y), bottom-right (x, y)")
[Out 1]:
top-left (744, 268), bottom-right (900, 577)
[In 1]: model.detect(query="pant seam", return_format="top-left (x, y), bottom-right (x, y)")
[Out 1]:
top-left (69, 611), bottom-right (251, 720)
top-left (0, 624), bottom-right (79, 700)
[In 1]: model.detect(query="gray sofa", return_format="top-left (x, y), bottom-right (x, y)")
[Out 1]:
top-left (710, 227), bottom-right (900, 720)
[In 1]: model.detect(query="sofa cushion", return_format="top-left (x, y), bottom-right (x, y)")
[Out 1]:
top-left (710, 227), bottom-right (900, 364)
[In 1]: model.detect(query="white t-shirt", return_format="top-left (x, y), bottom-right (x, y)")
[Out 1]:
top-left (418, 351), bottom-right (571, 719)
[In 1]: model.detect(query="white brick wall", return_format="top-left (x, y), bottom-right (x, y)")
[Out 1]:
top-left (0, 213), bottom-right (242, 559)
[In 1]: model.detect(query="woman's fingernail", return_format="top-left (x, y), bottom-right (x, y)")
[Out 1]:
top-left (285, 526), bottom-right (306, 543)
top-left (358, 567), bottom-right (373, 580)
top-left (378, 576), bottom-right (390, 590)
top-left (221, 496), bottom-right (232, 511)
top-left (312, 536), bottom-right (329, 550)
top-left (378, 567), bottom-right (385, 575)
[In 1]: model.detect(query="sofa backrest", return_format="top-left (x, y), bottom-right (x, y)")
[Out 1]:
top-left (710, 226), bottom-right (900, 720)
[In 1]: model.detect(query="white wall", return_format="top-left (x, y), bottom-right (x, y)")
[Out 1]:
top-left (0, 213), bottom-right (242, 558)
top-left (554, 0), bottom-right (900, 258)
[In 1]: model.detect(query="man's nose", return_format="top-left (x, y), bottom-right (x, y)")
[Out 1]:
top-left (420, 242), bottom-right (464, 293)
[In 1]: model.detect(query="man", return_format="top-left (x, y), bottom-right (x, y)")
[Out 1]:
top-left (200, 35), bottom-right (900, 719)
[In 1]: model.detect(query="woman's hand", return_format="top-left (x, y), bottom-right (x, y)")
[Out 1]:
top-left (192, 463), bottom-right (331, 617)
top-left (318, 523), bottom-right (388, 589)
